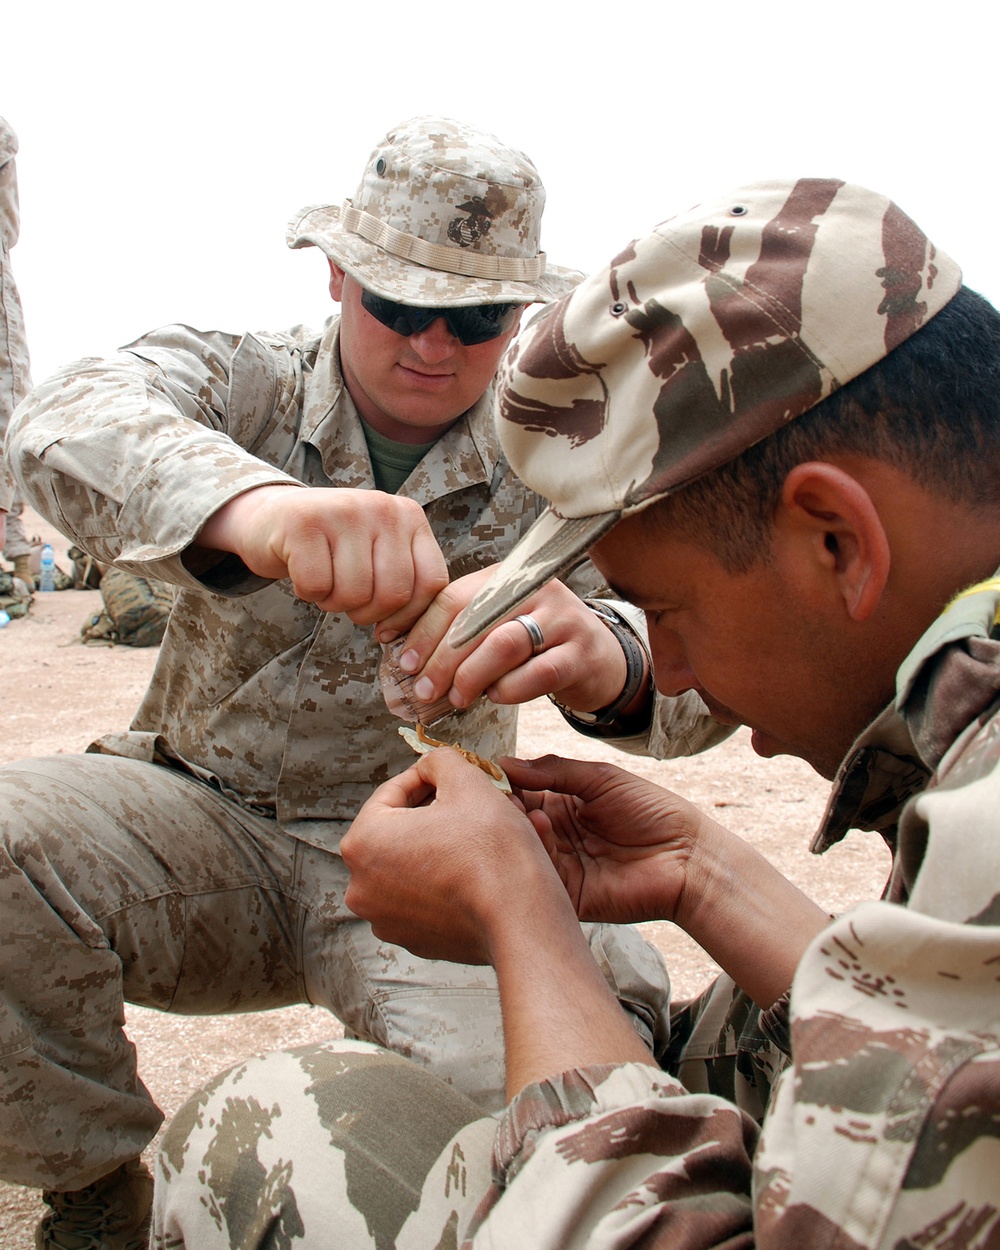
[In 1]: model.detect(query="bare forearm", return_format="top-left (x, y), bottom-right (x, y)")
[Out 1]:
top-left (488, 878), bottom-right (657, 1100)
top-left (676, 817), bottom-right (829, 1007)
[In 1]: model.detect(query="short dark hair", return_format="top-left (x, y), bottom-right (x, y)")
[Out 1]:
top-left (639, 285), bottom-right (1000, 571)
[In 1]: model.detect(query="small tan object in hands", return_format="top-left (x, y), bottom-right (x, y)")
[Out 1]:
top-left (398, 723), bottom-right (512, 793)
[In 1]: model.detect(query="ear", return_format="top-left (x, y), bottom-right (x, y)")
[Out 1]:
top-left (327, 260), bottom-right (346, 302)
top-left (779, 462), bottom-right (890, 622)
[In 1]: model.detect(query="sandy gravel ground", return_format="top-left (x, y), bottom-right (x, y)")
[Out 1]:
top-left (0, 507), bottom-right (891, 1246)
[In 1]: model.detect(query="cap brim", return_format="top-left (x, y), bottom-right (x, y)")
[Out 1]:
top-left (287, 204), bottom-right (582, 307)
top-left (448, 506), bottom-right (621, 647)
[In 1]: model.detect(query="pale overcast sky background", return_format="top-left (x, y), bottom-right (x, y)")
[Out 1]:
top-left (5, 2), bottom-right (996, 383)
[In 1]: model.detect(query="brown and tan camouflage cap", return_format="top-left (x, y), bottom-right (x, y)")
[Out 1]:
top-left (286, 116), bottom-right (582, 308)
top-left (450, 177), bottom-right (963, 646)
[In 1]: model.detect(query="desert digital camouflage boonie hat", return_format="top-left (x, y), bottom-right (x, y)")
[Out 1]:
top-left (286, 116), bottom-right (581, 308)
top-left (450, 177), bottom-right (963, 646)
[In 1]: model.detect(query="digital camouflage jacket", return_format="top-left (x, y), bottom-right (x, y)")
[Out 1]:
top-left (8, 320), bottom-right (725, 847)
top-left (467, 576), bottom-right (1000, 1248)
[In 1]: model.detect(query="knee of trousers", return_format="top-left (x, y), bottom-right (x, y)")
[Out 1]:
top-left (0, 762), bottom-right (145, 954)
top-left (307, 916), bottom-right (507, 1114)
top-left (583, 922), bottom-right (673, 1056)
top-left (0, 756), bottom-right (209, 961)
top-left (153, 1041), bottom-right (493, 1250)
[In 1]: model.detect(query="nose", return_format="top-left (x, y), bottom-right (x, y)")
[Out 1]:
top-left (647, 626), bottom-right (697, 698)
top-left (406, 316), bottom-right (459, 363)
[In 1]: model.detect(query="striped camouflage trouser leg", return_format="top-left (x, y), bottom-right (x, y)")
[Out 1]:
top-left (152, 1040), bottom-right (495, 1250)
top-left (151, 992), bottom-right (790, 1248)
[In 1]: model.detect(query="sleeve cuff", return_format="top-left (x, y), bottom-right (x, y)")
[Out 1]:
top-left (493, 1062), bottom-right (684, 1182)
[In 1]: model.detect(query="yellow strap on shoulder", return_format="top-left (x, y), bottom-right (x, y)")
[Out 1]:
top-left (945, 577), bottom-right (1000, 627)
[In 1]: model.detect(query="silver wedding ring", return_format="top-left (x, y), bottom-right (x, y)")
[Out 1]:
top-left (514, 613), bottom-right (545, 655)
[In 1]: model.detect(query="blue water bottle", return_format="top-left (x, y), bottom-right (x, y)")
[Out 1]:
top-left (39, 543), bottom-right (56, 592)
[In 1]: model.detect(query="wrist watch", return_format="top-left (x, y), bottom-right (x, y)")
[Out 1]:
top-left (550, 601), bottom-right (650, 727)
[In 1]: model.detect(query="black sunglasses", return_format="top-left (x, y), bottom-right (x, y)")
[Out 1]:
top-left (360, 288), bottom-right (522, 346)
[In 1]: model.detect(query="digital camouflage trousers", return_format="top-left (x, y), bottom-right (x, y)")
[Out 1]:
top-left (0, 751), bottom-right (673, 1191)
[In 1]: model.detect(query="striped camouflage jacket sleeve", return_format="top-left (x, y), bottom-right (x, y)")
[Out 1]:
top-left (464, 900), bottom-right (998, 1249)
top-left (465, 1062), bottom-right (758, 1248)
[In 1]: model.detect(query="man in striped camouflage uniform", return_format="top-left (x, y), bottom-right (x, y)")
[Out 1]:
top-left (153, 179), bottom-right (1000, 1247)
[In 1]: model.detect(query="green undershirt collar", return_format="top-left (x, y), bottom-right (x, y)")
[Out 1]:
top-left (359, 417), bottom-right (438, 495)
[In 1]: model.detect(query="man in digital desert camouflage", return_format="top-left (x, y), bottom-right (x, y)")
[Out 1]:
top-left (3, 117), bottom-right (729, 1248)
top-left (153, 179), bottom-right (1000, 1247)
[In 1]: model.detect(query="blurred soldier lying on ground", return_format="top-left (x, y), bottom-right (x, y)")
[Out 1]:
top-left (154, 179), bottom-right (1000, 1248)
top-left (4, 116), bottom-right (729, 1248)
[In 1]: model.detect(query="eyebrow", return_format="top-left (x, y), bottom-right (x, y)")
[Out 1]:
top-left (604, 577), bottom-right (653, 609)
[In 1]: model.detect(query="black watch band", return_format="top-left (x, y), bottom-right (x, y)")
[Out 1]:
top-left (550, 601), bottom-right (649, 726)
